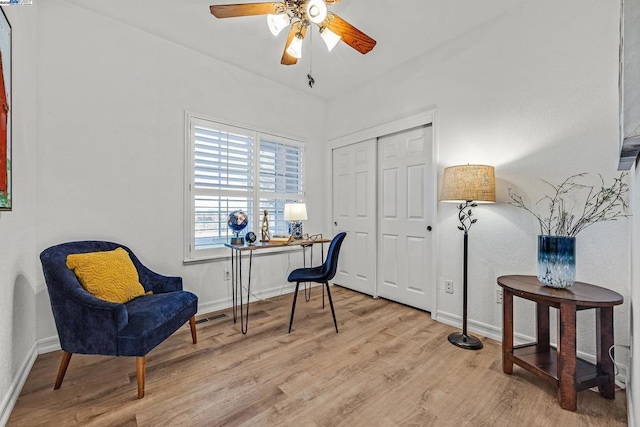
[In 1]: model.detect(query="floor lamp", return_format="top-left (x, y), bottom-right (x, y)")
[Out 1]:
top-left (440, 165), bottom-right (496, 350)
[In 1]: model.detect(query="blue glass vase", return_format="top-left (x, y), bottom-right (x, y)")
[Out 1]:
top-left (537, 235), bottom-right (576, 288)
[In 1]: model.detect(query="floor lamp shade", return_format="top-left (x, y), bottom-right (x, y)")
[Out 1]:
top-left (440, 164), bottom-right (496, 351)
top-left (441, 165), bottom-right (496, 203)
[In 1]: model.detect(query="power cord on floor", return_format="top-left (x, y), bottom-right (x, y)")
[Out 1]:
top-left (233, 247), bottom-right (295, 303)
top-left (276, 251), bottom-right (293, 299)
top-left (241, 285), bottom-right (266, 302)
top-left (608, 344), bottom-right (630, 388)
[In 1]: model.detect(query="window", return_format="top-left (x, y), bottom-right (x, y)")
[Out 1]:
top-left (186, 114), bottom-right (305, 260)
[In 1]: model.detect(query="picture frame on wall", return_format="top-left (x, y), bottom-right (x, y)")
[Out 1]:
top-left (0, 7), bottom-right (10, 210)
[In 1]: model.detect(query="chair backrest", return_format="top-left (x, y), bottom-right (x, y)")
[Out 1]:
top-left (40, 241), bottom-right (144, 296)
top-left (323, 232), bottom-right (347, 282)
top-left (40, 241), bottom-right (136, 355)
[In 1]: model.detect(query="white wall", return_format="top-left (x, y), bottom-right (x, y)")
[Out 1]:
top-left (328, 0), bottom-right (630, 362)
top-left (0, 4), bottom-right (38, 425)
top-left (35, 0), bottom-right (327, 339)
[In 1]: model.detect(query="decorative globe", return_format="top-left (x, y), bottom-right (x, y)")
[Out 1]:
top-left (227, 210), bottom-right (249, 234)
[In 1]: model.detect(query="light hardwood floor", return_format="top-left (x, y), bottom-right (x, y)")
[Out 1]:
top-left (8, 286), bottom-right (627, 426)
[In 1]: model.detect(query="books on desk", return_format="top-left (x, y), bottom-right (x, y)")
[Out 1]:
top-left (266, 234), bottom-right (293, 244)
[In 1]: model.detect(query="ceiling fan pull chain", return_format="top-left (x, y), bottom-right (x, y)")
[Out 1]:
top-left (308, 29), bottom-right (315, 88)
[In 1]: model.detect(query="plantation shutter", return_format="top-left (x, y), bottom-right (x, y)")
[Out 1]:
top-left (186, 115), bottom-right (305, 260)
top-left (258, 136), bottom-right (304, 234)
top-left (194, 126), bottom-right (254, 191)
top-left (192, 122), bottom-right (254, 250)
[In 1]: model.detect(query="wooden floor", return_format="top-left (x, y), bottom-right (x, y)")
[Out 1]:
top-left (8, 286), bottom-right (627, 426)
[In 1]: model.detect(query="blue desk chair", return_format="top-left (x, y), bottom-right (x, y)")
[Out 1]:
top-left (40, 241), bottom-right (198, 398)
top-left (287, 232), bottom-right (347, 333)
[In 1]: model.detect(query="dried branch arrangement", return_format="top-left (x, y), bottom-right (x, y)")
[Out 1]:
top-left (507, 172), bottom-right (629, 237)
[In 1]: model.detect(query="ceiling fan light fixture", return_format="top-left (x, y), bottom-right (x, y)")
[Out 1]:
top-left (209, 1), bottom-right (377, 64)
top-left (286, 34), bottom-right (304, 58)
top-left (267, 13), bottom-right (290, 36)
top-left (306, 0), bottom-right (327, 24)
top-left (320, 27), bottom-right (340, 51)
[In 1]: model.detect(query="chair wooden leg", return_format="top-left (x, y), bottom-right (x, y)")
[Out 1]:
top-left (288, 282), bottom-right (301, 333)
top-left (54, 351), bottom-right (72, 390)
top-left (136, 356), bottom-right (146, 399)
top-left (325, 282), bottom-right (338, 333)
top-left (189, 315), bottom-right (197, 344)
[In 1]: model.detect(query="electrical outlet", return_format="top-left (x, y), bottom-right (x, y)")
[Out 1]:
top-left (496, 289), bottom-right (503, 304)
top-left (223, 270), bottom-right (231, 281)
top-left (445, 280), bottom-right (453, 294)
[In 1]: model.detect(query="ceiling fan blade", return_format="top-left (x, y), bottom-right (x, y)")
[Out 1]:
top-left (281, 23), bottom-right (307, 66)
top-left (326, 13), bottom-right (376, 54)
top-left (210, 3), bottom-right (278, 18)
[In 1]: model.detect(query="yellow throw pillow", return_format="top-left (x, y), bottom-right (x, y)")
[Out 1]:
top-left (66, 247), bottom-right (146, 304)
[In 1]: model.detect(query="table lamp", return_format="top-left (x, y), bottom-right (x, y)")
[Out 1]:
top-left (284, 202), bottom-right (308, 239)
top-left (440, 164), bottom-right (496, 350)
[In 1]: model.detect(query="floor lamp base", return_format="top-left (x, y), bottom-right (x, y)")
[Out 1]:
top-left (448, 332), bottom-right (484, 350)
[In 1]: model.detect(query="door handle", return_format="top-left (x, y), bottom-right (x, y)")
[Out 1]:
top-left (334, 221), bottom-right (338, 226)
top-left (427, 226), bottom-right (432, 231)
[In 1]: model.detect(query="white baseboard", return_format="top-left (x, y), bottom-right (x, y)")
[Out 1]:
top-left (435, 310), bottom-right (511, 344)
top-left (197, 282), bottom-right (299, 316)
top-left (435, 309), bottom-right (629, 388)
top-left (197, 297), bottom-right (236, 317)
top-left (37, 335), bottom-right (61, 355)
top-left (0, 341), bottom-right (38, 427)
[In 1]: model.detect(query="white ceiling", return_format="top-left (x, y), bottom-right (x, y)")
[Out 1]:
top-left (66, 0), bottom-right (523, 99)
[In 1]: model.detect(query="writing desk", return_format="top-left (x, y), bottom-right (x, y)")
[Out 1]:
top-left (224, 237), bottom-right (331, 334)
top-left (497, 275), bottom-right (623, 411)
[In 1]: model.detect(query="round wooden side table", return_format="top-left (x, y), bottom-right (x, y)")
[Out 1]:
top-left (497, 275), bottom-right (623, 411)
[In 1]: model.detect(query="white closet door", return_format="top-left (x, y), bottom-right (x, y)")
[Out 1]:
top-left (331, 139), bottom-right (377, 295)
top-left (377, 126), bottom-right (434, 311)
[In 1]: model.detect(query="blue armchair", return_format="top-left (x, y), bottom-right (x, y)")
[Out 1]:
top-left (40, 241), bottom-right (198, 398)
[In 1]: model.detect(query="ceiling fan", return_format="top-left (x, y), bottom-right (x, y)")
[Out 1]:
top-left (209, 0), bottom-right (376, 66)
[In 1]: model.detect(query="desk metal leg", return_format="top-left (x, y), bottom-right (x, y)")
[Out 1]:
top-left (303, 245), bottom-right (311, 302)
top-left (231, 248), bottom-right (237, 322)
top-left (238, 251), bottom-right (252, 334)
top-left (230, 248), bottom-right (252, 334)
top-left (321, 242), bottom-right (325, 309)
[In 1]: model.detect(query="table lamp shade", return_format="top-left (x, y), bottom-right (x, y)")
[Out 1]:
top-left (284, 203), bottom-right (308, 221)
top-left (440, 165), bottom-right (496, 203)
